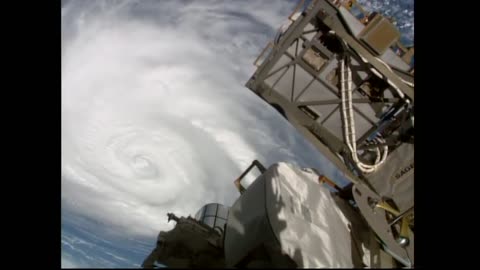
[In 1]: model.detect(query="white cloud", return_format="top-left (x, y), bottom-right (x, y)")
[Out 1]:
top-left (62, 254), bottom-right (86, 268)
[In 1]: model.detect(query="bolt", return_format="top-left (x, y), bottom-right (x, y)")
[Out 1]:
top-left (397, 237), bottom-right (409, 247)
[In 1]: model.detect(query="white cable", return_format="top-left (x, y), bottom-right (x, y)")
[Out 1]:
top-left (334, 35), bottom-right (403, 173)
top-left (356, 54), bottom-right (413, 103)
top-left (375, 56), bottom-right (415, 88)
top-left (340, 57), bottom-right (388, 174)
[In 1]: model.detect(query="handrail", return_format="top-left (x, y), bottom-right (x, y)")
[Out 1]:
top-left (253, 42), bottom-right (273, 67)
top-left (233, 160), bottom-right (266, 194)
top-left (288, 0), bottom-right (305, 21)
